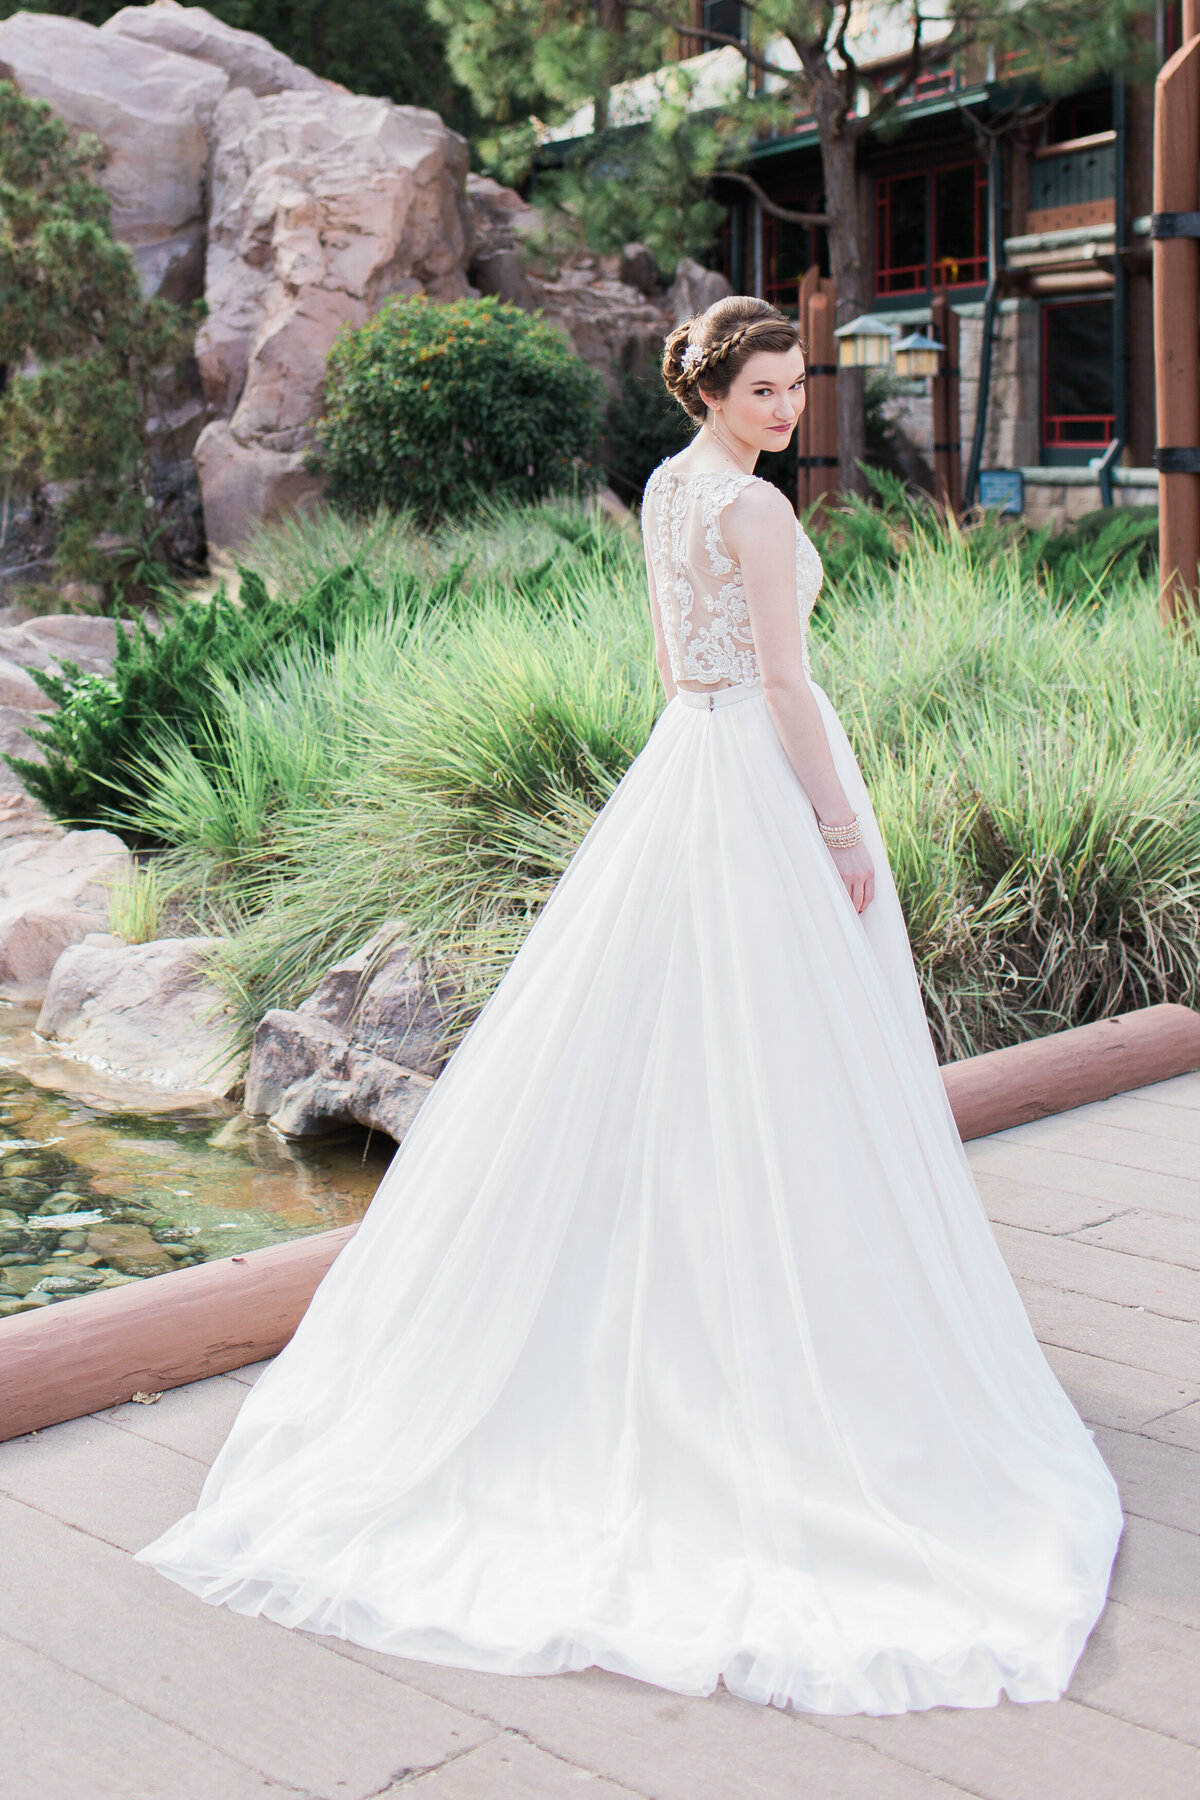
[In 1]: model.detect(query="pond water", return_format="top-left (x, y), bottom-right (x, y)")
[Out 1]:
top-left (0, 998), bottom-right (392, 1318)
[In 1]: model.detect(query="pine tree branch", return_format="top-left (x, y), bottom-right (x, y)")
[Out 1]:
top-left (618, 1), bottom-right (794, 82)
top-left (711, 169), bottom-right (830, 226)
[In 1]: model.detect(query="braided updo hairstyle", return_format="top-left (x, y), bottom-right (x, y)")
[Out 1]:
top-left (662, 295), bottom-right (804, 424)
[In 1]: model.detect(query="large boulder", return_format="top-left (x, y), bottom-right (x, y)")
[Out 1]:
top-left (463, 174), bottom-right (673, 393)
top-left (0, 615), bottom-right (119, 682)
top-left (101, 1), bottom-right (327, 99)
top-left (665, 256), bottom-right (733, 324)
top-left (245, 926), bottom-right (451, 1141)
top-left (0, 832), bottom-right (132, 988)
top-left (0, 11), bottom-right (228, 303)
top-left (526, 264), bottom-right (672, 392)
top-left (35, 934), bottom-right (242, 1097)
top-left (194, 85), bottom-right (472, 547)
top-left (0, 614), bottom-right (123, 827)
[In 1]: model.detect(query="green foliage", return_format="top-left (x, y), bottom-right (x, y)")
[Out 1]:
top-left (313, 295), bottom-right (604, 522)
top-left (3, 1), bottom-right (478, 134)
top-left (0, 80), bottom-right (195, 590)
top-left (535, 83), bottom-right (730, 272)
top-left (108, 497), bottom-right (1199, 1068)
top-left (812, 471), bottom-right (1162, 611)
top-left (3, 562), bottom-right (441, 824)
top-left (603, 359), bottom-right (692, 502)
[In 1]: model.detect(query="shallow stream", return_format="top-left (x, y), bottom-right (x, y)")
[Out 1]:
top-left (0, 998), bottom-right (390, 1318)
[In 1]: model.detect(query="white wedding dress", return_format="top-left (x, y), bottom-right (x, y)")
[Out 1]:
top-left (138, 457), bottom-right (1122, 1716)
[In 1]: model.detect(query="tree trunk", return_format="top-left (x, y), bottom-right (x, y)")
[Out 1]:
top-left (809, 77), bottom-right (868, 495)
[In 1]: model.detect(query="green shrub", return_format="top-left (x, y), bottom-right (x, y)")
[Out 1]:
top-left (0, 81), bottom-right (195, 593)
top-left (3, 564), bottom-right (440, 824)
top-left (810, 470), bottom-right (1160, 609)
top-left (313, 295), bottom-right (604, 522)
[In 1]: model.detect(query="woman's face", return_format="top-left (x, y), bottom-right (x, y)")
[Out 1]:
top-left (702, 345), bottom-right (807, 453)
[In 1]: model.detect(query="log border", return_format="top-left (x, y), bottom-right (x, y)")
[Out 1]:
top-left (3, 1002), bottom-right (1199, 1444)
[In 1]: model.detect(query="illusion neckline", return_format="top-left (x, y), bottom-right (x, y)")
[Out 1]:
top-left (659, 459), bottom-right (761, 485)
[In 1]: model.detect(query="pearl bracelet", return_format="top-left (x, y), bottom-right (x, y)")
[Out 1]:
top-left (818, 814), bottom-right (862, 849)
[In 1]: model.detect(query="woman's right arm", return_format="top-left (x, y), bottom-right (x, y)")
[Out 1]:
top-left (722, 483), bottom-right (875, 914)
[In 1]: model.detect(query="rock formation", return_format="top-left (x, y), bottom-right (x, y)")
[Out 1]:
top-left (101, 1), bottom-right (328, 100)
top-left (0, 831), bottom-right (131, 988)
top-left (245, 926), bottom-right (451, 1141)
top-left (35, 934), bottom-right (242, 1098)
top-left (0, 4), bottom-right (730, 557)
top-left (195, 85), bottom-right (472, 546)
top-left (0, 10), bottom-right (226, 305)
top-left (0, 612), bottom-right (121, 836)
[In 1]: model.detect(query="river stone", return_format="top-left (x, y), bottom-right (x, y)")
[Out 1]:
top-left (0, 1262), bottom-right (65, 1296)
top-left (0, 830), bottom-right (132, 988)
top-left (85, 1222), bottom-right (177, 1277)
top-left (244, 926), bottom-right (450, 1141)
top-left (36, 935), bottom-right (242, 1097)
top-left (31, 1268), bottom-right (107, 1297)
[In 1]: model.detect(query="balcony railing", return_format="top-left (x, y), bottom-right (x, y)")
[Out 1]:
top-left (1027, 131), bottom-right (1117, 235)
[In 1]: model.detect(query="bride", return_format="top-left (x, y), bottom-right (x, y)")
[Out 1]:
top-left (138, 296), bottom-right (1122, 1717)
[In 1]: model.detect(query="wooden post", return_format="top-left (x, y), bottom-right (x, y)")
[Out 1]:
top-left (1154, 34), bottom-right (1200, 623)
top-left (796, 266), bottom-right (820, 512)
top-left (930, 292), bottom-right (962, 515)
top-left (799, 274), bottom-right (838, 525)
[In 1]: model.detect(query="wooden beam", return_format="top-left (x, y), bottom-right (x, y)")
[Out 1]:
top-left (931, 292), bottom-right (962, 515)
top-left (1154, 33), bottom-right (1200, 622)
top-left (2, 1004), bottom-right (1199, 1445)
top-left (940, 1003), bottom-right (1200, 1142)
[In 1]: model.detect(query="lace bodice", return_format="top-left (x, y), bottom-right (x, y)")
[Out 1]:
top-left (642, 457), bottom-right (824, 687)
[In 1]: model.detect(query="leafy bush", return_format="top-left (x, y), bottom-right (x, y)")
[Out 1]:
top-left (313, 295), bottom-right (604, 522)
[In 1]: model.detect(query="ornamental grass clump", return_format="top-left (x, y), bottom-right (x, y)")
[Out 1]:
top-left (313, 295), bottom-right (604, 522)
top-left (108, 497), bottom-right (1200, 1066)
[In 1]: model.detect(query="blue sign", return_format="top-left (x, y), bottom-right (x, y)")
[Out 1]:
top-left (978, 469), bottom-right (1024, 515)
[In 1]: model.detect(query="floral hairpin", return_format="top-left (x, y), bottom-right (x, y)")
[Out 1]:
top-left (680, 343), bottom-right (704, 375)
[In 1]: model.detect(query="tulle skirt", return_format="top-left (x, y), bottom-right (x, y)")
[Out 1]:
top-left (136, 678), bottom-right (1122, 1716)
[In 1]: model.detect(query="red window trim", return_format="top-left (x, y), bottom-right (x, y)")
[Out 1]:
top-left (874, 161), bottom-right (987, 298)
top-left (762, 191), bottom-right (826, 308)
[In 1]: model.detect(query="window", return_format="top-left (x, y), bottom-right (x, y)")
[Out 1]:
top-left (874, 162), bottom-right (987, 297)
top-left (1045, 89), bottom-right (1113, 145)
top-left (701, 2), bottom-right (744, 48)
top-left (763, 189), bottom-right (828, 309)
top-left (1041, 301), bottom-right (1114, 452)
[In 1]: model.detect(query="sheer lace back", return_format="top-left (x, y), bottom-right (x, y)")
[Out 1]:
top-left (642, 458), bottom-right (825, 688)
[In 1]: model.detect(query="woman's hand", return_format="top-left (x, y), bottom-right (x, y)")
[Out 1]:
top-left (829, 841), bottom-right (875, 914)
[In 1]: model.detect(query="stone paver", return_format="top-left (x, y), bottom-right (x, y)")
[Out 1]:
top-left (4, 1072), bottom-right (1200, 1800)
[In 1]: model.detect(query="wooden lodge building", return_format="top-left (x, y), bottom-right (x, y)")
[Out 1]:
top-left (543, 3), bottom-right (1170, 527)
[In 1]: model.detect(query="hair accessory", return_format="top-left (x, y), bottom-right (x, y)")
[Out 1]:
top-left (818, 815), bottom-right (863, 849)
top-left (680, 343), bottom-right (705, 376)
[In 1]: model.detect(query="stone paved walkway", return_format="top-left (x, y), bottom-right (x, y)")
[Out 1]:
top-left (4, 1074), bottom-right (1199, 1799)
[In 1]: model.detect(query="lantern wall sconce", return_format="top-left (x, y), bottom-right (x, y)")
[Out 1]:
top-left (833, 314), bottom-right (896, 368)
top-left (892, 330), bottom-right (944, 379)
